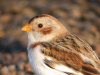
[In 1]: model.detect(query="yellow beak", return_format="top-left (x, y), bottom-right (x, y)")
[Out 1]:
top-left (22, 24), bottom-right (32, 32)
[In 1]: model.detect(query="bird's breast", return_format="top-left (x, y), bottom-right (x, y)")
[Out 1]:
top-left (29, 42), bottom-right (41, 49)
top-left (28, 45), bottom-right (45, 74)
top-left (28, 46), bottom-right (68, 75)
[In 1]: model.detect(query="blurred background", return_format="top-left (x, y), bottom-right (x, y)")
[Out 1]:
top-left (0, 0), bottom-right (100, 75)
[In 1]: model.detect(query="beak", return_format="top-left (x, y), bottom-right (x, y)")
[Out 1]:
top-left (22, 24), bottom-right (32, 32)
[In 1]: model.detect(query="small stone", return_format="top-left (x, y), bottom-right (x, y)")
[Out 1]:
top-left (1, 66), bottom-right (9, 75)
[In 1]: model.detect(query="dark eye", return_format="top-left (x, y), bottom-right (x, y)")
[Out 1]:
top-left (38, 23), bottom-right (43, 28)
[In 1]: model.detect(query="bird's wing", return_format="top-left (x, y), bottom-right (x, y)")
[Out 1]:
top-left (41, 34), bottom-right (100, 75)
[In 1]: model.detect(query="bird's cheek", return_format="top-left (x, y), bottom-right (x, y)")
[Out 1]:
top-left (40, 27), bottom-right (52, 35)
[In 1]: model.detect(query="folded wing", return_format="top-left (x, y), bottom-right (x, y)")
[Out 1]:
top-left (41, 34), bottom-right (100, 75)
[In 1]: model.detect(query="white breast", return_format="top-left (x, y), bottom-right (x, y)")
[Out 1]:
top-left (28, 46), bottom-right (69, 75)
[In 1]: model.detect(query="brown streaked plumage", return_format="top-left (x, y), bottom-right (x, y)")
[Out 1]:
top-left (41, 33), bottom-right (100, 74)
top-left (22, 14), bottom-right (100, 75)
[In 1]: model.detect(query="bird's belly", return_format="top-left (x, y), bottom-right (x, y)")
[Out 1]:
top-left (28, 46), bottom-right (67, 75)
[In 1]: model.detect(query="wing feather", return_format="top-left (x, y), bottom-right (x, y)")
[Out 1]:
top-left (41, 34), bottom-right (100, 74)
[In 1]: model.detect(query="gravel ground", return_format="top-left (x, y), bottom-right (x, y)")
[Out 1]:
top-left (0, 0), bottom-right (100, 75)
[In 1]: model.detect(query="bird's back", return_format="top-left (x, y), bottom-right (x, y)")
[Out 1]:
top-left (41, 33), bottom-right (100, 74)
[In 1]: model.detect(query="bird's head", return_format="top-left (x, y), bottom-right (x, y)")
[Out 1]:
top-left (22, 14), bottom-right (68, 44)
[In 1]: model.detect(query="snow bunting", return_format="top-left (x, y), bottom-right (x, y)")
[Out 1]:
top-left (22, 14), bottom-right (100, 75)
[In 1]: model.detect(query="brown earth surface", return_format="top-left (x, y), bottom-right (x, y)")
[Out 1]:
top-left (0, 0), bottom-right (100, 75)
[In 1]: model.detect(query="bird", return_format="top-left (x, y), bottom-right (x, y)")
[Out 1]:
top-left (22, 14), bottom-right (100, 75)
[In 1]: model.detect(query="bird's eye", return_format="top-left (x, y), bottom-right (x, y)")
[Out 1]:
top-left (38, 23), bottom-right (43, 28)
